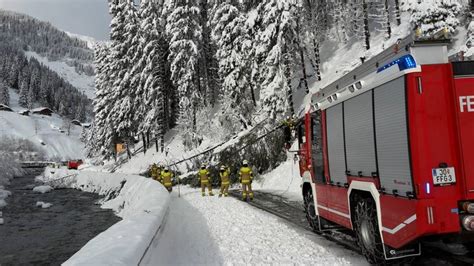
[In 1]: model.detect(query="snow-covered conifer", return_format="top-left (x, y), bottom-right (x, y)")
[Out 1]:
top-left (0, 82), bottom-right (9, 106)
top-left (166, 0), bottom-right (202, 147)
top-left (409, 0), bottom-right (461, 37)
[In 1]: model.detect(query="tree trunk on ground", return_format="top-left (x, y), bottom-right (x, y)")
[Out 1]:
top-left (283, 44), bottom-right (295, 116)
top-left (363, 0), bottom-right (370, 50)
top-left (142, 132), bottom-right (147, 154)
top-left (146, 131), bottom-right (150, 149)
top-left (394, 0), bottom-right (401, 26)
top-left (385, 0), bottom-right (391, 39)
top-left (297, 19), bottom-right (310, 94)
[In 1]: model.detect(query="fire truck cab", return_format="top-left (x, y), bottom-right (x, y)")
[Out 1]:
top-left (298, 34), bottom-right (474, 263)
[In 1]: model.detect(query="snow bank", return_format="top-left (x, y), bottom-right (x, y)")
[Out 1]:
top-left (36, 201), bottom-right (53, 208)
top-left (33, 185), bottom-right (53, 194)
top-left (253, 141), bottom-right (302, 201)
top-left (40, 167), bottom-right (170, 265)
top-left (254, 158), bottom-right (302, 201)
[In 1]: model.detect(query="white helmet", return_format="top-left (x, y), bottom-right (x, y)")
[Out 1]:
top-left (243, 160), bottom-right (248, 165)
top-left (220, 165), bottom-right (225, 171)
top-left (164, 166), bottom-right (169, 171)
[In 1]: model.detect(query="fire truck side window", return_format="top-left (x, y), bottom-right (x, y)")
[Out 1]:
top-left (297, 122), bottom-right (306, 147)
top-left (311, 112), bottom-right (325, 183)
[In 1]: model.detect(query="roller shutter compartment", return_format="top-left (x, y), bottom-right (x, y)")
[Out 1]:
top-left (344, 91), bottom-right (377, 177)
top-left (326, 104), bottom-right (347, 185)
top-left (374, 77), bottom-right (413, 196)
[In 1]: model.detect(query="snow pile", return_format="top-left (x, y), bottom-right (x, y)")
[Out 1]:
top-left (41, 168), bottom-right (171, 265)
top-left (33, 185), bottom-right (53, 194)
top-left (254, 158), bottom-right (302, 201)
top-left (36, 201), bottom-right (53, 208)
top-left (142, 187), bottom-right (367, 265)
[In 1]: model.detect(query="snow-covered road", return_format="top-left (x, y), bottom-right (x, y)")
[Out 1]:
top-left (141, 187), bottom-right (367, 265)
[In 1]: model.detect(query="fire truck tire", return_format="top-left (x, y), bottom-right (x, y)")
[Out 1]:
top-left (353, 197), bottom-right (385, 264)
top-left (304, 189), bottom-right (320, 232)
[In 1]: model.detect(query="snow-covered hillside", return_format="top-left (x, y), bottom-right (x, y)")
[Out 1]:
top-left (0, 89), bottom-right (85, 160)
top-left (65, 32), bottom-right (97, 50)
top-left (25, 51), bottom-right (95, 99)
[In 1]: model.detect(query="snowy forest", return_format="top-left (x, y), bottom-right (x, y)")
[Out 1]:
top-left (0, 10), bottom-right (94, 76)
top-left (0, 10), bottom-right (93, 120)
top-left (88, 0), bottom-right (471, 159)
top-left (0, 45), bottom-right (91, 121)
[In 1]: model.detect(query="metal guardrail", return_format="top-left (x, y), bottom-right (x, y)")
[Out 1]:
top-left (20, 161), bottom-right (55, 168)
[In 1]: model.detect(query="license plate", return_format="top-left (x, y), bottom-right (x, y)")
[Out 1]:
top-left (432, 167), bottom-right (456, 186)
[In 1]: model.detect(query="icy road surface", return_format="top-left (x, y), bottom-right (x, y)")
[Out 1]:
top-left (141, 186), bottom-right (367, 265)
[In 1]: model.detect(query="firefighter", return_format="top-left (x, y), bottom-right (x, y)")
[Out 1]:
top-left (239, 160), bottom-right (253, 201)
top-left (150, 163), bottom-right (159, 181)
top-left (219, 165), bottom-right (230, 197)
top-left (198, 163), bottom-right (214, 196)
top-left (160, 166), bottom-right (174, 192)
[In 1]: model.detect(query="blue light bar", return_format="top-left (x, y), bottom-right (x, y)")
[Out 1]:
top-left (377, 54), bottom-right (417, 73)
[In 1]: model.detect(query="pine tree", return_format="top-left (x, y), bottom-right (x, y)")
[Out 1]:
top-left (135, 0), bottom-right (166, 150)
top-left (18, 78), bottom-right (29, 108)
top-left (199, 0), bottom-right (220, 107)
top-left (166, 0), bottom-right (202, 147)
top-left (0, 82), bottom-right (9, 106)
top-left (253, 0), bottom-right (299, 120)
top-left (410, 0), bottom-right (461, 37)
top-left (212, 0), bottom-right (256, 134)
top-left (109, 0), bottom-right (140, 149)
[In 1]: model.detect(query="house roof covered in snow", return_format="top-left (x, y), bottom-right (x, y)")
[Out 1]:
top-left (0, 104), bottom-right (13, 112)
top-left (31, 107), bottom-right (54, 116)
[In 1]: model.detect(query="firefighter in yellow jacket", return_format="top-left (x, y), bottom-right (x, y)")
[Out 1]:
top-left (239, 160), bottom-right (253, 201)
top-left (150, 163), bottom-right (159, 181)
top-left (198, 164), bottom-right (214, 196)
top-left (160, 167), bottom-right (173, 192)
top-left (219, 165), bottom-right (230, 197)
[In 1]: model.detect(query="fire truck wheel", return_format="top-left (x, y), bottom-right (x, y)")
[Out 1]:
top-left (354, 197), bottom-right (385, 264)
top-left (304, 189), bottom-right (320, 232)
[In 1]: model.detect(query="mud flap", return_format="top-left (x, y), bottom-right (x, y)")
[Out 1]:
top-left (383, 242), bottom-right (421, 260)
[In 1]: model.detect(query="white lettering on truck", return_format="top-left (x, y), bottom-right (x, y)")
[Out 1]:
top-left (460, 96), bottom-right (474, 113)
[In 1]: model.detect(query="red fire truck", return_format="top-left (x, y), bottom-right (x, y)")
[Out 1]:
top-left (298, 33), bottom-right (474, 263)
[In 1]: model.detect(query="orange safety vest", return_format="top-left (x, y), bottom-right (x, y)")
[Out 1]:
top-left (220, 169), bottom-right (230, 185)
top-left (240, 167), bottom-right (252, 184)
top-left (198, 169), bottom-right (210, 184)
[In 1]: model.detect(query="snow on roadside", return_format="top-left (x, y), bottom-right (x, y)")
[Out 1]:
top-left (253, 140), bottom-right (302, 201)
top-left (142, 187), bottom-right (367, 265)
top-left (33, 185), bottom-right (53, 194)
top-left (40, 167), bottom-right (170, 265)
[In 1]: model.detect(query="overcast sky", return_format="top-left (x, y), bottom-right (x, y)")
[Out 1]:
top-left (0, 0), bottom-right (111, 40)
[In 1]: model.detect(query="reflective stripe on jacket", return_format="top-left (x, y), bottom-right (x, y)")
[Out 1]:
top-left (220, 169), bottom-right (230, 185)
top-left (198, 169), bottom-right (210, 183)
top-left (161, 171), bottom-right (173, 187)
top-left (240, 167), bottom-right (252, 184)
